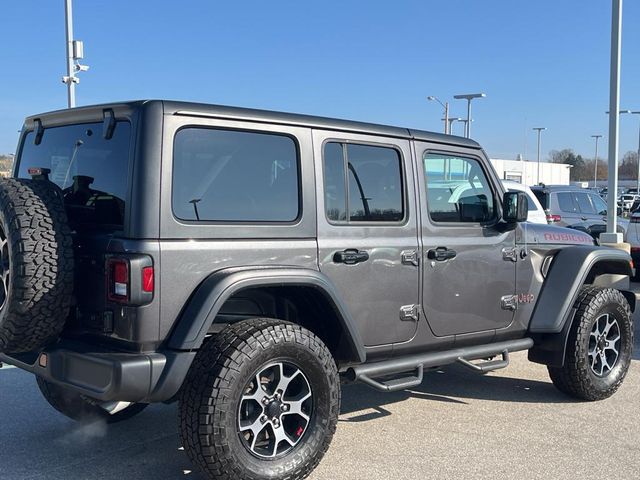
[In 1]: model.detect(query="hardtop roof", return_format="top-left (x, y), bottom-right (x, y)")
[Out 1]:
top-left (25, 99), bottom-right (481, 149)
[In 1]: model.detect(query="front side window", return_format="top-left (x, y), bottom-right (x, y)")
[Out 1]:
top-left (172, 128), bottom-right (299, 222)
top-left (423, 152), bottom-right (495, 223)
top-left (323, 142), bottom-right (404, 223)
top-left (591, 194), bottom-right (607, 215)
top-left (18, 121), bottom-right (131, 231)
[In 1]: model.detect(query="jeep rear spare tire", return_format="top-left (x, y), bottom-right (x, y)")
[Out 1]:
top-left (0, 178), bottom-right (74, 353)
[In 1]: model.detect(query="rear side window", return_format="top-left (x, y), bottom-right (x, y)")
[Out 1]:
top-left (557, 192), bottom-right (578, 213)
top-left (323, 142), bottom-right (404, 223)
top-left (172, 128), bottom-right (299, 222)
top-left (18, 121), bottom-right (131, 231)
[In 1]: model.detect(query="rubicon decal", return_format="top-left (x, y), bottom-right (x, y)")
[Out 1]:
top-left (543, 232), bottom-right (592, 244)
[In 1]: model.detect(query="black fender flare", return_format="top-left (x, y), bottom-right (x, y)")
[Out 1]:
top-left (529, 246), bottom-right (633, 334)
top-left (528, 246), bottom-right (633, 367)
top-left (167, 266), bottom-right (366, 364)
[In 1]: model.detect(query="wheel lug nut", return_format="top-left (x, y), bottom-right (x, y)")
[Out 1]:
top-left (260, 415), bottom-right (268, 423)
top-left (262, 397), bottom-right (269, 405)
top-left (282, 404), bottom-right (289, 412)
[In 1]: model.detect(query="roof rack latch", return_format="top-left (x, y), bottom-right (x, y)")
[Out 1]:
top-left (102, 109), bottom-right (116, 139)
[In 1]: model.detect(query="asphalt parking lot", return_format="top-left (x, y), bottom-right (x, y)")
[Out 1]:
top-left (1, 300), bottom-right (639, 480)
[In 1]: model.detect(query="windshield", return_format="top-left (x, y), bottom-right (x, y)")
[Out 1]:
top-left (17, 121), bottom-right (131, 231)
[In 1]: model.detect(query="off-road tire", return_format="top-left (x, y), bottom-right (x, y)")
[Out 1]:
top-left (0, 178), bottom-right (74, 353)
top-left (179, 318), bottom-right (340, 480)
top-left (36, 376), bottom-right (148, 423)
top-left (548, 286), bottom-right (633, 401)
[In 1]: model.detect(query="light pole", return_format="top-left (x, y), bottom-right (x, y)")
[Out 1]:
top-left (602, 0), bottom-right (623, 244)
top-left (591, 135), bottom-right (603, 188)
top-left (453, 93), bottom-right (486, 138)
top-left (427, 96), bottom-right (449, 134)
top-left (442, 117), bottom-right (462, 136)
top-left (62, 0), bottom-right (89, 108)
top-left (631, 111), bottom-right (640, 195)
top-left (533, 127), bottom-right (546, 184)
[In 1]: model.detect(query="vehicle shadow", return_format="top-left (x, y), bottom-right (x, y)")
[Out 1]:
top-left (339, 363), bottom-right (571, 423)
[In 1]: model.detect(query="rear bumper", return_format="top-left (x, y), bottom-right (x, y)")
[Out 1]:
top-left (0, 341), bottom-right (196, 403)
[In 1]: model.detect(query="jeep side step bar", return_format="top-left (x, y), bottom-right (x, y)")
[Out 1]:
top-left (346, 338), bottom-right (534, 392)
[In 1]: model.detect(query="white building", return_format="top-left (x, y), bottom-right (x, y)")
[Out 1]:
top-left (489, 158), bottom-right (571, 186)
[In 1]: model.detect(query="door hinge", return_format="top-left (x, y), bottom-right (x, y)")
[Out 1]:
top-left (401, 250), bottom-right (419, 266)
top-left (501, 295), bottom-right (518, 311)
top-left (502, 247), bottom-right (518, 262)
top-left (400, 304), bottom-right (420, 321)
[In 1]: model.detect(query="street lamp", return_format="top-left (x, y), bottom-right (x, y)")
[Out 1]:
top-left (601, 0), bottom-right (623, 244)
top-left (631, 111), bottom-right (640, 194)
top-left (442, 117), bottom-right (462, 136)
top-left (453, 93), bottom-right (486, 138)
top-left (533, 127), bottom-right (546, 184)
top-left (591, 135), bottom-right (603, 189)
top-left (62, 0), bottom-right (89, 108)
top-left (427, 96), bottom-right (449, 134)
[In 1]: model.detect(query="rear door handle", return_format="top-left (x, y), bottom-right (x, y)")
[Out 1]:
top-left (333, 249), bottom-right (369, 265)
top-left (427, 247), bottom-right (457, 262)
top-left (581, 216), bottom-right (588, 221)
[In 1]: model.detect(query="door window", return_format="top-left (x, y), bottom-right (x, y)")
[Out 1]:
top-left (323, 142), bottom-right (404, 223)
top-left (557, 192), bottom-right (578, 213)
top-left (423, 152), bottom-right (496, 223)
top-left (574, 193), bottom-right (596, 215)
top-left (591, 194), bottom-right (608, 215)
top-left (525, 193), bottom-right (539, 212)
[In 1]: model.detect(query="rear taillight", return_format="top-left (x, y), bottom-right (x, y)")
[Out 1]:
top-left (546, 214), bottom-right (561, 223)
top-left (142, 266), bottom-right (154, 293)
top-left (107, 258), bottom-right (129, 303)
top-left (106, 256), bottom-right (154, 305)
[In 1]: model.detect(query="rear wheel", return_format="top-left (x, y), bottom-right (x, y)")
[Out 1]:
top-left (179, 319), bottom-right (340, 480)
top-left (548, 286), bottom-right (633, 401)
top-left (36, 376), bottom-right (148, 423)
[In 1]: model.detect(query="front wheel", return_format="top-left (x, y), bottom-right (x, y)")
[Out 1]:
top-left (548, 286), bottom-right (633, 401)
top-left (179, 319), bottom-right (340, 480)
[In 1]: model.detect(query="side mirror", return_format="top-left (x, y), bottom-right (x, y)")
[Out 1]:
top-left (503, 191), bottom-right (528, 223)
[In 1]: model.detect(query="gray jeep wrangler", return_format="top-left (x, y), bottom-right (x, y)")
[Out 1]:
top-left (0, 100), bottom-right (635, 480)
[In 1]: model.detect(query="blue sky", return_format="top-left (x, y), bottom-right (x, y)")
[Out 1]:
top-left (1, 1), bottom-right (639, 161)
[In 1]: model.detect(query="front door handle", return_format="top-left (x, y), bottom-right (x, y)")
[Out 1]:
top-left (427, 247), bottom-right (457, 262)
top-left (333, 249), bottom-right (370, 265)
top-left (581, 216), bottom-right (588, 221)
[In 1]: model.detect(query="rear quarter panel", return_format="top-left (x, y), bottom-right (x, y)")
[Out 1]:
top-left (157, 113), bottom-right (318, 340)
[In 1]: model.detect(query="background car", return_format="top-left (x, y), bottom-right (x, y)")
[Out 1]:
top-left (531, 184), bottom-right (627, 236)
top-left (617, 193), bottom-right (639, 213)
top-left (625, 210), bottom-right (640, 280)
top-left (501, 180), bottom-right (547, 224)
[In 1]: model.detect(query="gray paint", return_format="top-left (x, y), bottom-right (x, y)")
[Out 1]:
top-left (7, 99), bottom-right (636, 401)
top-left (313, 130), bottom-right (419, 347)
top-left (167, 266), bottom-right (366, 363)
top-left (413, 141), bottom-right (516, 336)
